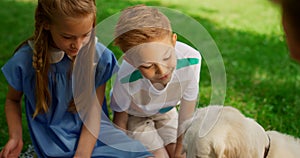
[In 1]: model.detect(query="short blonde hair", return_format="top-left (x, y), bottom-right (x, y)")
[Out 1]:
top-left (114, 5), bottom-right (173, 52)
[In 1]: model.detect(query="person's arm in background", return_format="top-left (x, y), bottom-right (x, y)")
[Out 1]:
top-left (272, 0), bottom-right (300, 62)
top-left (74, 84), bottom-right (106, 158)
top-left (174, 99), bottom-right (197, 158)
top-left (0, 85), bottom-right (24, 158)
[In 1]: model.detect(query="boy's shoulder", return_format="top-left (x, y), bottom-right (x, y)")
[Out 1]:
top-left (175, 41), bottom-right (201, 59)
top-left (117, 60), bottom-right (136, 77)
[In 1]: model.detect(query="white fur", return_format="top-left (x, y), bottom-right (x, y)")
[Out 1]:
top-left (183, 105), bottom-right (300, 158)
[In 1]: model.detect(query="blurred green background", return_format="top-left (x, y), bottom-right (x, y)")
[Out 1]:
top-left (0, 0), bottom-right (299, 150)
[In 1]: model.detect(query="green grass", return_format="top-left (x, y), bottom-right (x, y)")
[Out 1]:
top-left (0, 0), bottom-right (300, 151)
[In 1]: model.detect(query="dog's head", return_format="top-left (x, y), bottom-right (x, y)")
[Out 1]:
top-left (183, 105), bottom-right (269, 158)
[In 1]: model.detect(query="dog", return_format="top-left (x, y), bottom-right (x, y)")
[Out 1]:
top-left (182, 105), bottom-right (300, 158)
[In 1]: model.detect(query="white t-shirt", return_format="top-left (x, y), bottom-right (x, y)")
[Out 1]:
top-left (111, 41), bottom-right (201, 117)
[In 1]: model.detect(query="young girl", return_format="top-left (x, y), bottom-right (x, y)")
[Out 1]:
top-left (0, 0), bottom-right (152, 157)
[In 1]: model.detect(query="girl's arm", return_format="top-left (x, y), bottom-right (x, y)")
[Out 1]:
top-left (174, 99), bottom-right (197, 158)
top-left (0, 85), bottom-right (23, 158)
top-left (74, 84), bottom-right (105, 158)
top-left (112, 110), bottom-right (128, 133)
top-left (111, 94), bottom-right (128, 133)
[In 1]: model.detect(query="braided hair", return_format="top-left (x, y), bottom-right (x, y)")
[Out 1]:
top-left (30, 0), bottom-right (96, 117)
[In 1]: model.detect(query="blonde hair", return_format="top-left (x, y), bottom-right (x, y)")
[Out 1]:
top-left (114, 5), bottom-right (173, 52)
top-left (30, 0), bottom-right (96, 117)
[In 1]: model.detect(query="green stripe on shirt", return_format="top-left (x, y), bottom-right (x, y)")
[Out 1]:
top-left (176, 58), bottom-right (199, 69)
top-left (120, 69), bottom-right (143, 84)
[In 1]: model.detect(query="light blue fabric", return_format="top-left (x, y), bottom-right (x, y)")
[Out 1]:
top-left (1, 43), bottom-right (152, 158)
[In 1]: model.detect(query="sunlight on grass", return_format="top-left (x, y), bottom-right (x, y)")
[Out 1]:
top-left (136, 0), bottom-right (282, 36)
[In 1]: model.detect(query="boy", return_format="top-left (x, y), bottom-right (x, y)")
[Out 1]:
top-left (111, 5), bottom-right (201, 158)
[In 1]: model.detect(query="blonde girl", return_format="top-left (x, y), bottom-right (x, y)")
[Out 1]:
top-left (0, 0), bottom-right (152, 157)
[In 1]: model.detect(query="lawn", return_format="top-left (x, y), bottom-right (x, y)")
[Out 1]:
top-left (0, 0), bottom-right (299, 151)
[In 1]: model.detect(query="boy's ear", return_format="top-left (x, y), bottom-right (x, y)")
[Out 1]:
top-left (172, 33), bottom-right (177, 46)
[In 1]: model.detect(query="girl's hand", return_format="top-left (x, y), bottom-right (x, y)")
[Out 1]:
top-left (0, 138), bottom-right (23, 158)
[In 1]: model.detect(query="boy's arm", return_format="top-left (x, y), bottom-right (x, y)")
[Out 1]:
top-left (0, 85), bottom-right (23, 157)
top-left (174, 99), bottom-right (197, 158)
top-left (74, 84), bottom-right (105, 158)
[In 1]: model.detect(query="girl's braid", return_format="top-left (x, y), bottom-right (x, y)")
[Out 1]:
top-left (32, 4), bottom-right (51, 118)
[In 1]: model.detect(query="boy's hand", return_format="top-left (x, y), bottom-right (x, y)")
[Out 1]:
top-left (174, 134), bottom-right (186, 158)
top-left (0, 138), bottom-right (23, 158)
top-left (174, 146), bottom-right (186, 158)
top-left (174, 155), bottom-right (186, 158)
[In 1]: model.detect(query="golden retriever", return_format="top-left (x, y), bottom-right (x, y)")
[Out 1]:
top-left (183, 105), bottom-right (300, 158)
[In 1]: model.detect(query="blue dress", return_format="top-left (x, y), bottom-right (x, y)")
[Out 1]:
top-left (1, 42), bottom-right (152, 158)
